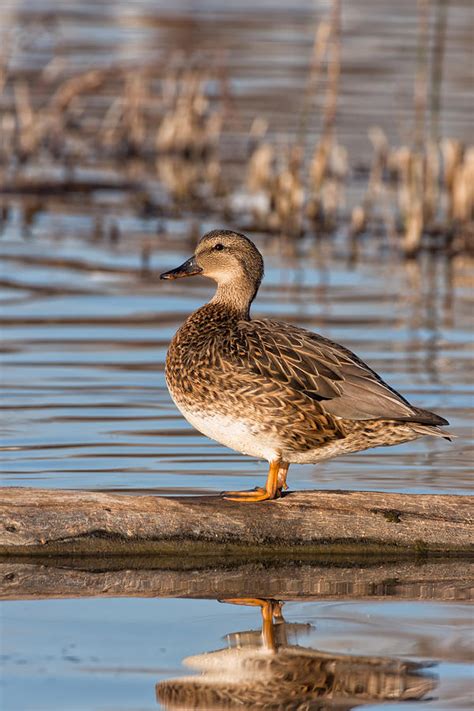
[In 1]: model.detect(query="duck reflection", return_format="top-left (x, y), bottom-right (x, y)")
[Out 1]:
top-left (156, 598), bottom-right (436, 710)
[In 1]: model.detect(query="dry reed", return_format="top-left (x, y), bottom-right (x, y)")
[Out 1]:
top-left (0, 1), bottom-right (471, 257)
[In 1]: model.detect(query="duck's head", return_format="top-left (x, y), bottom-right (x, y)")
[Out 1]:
top-left (160, 229), bottom-right (264, 313)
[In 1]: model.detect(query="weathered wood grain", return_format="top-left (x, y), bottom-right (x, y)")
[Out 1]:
top-left (0, 487), bottom-right (472, 555)
top-left (1, 558), bottom-right (471, 601)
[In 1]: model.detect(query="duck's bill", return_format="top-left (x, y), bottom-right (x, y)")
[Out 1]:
top-left (160, 256), bottom-right (203, 280)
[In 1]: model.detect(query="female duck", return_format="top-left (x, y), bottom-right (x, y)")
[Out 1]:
top-left (161, 230), bottom-right (449, 501)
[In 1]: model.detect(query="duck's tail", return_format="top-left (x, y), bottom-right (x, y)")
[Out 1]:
top-left (402, 407), bottom-right (452, 441)
top-left (408, 423), bottom-right (453, 441)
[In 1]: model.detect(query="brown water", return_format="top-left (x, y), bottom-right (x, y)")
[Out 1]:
top-left (0, 2), bottom-right (473, 710)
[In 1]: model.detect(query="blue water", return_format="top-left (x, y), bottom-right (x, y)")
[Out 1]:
top-left (2, 598), bottom-right (472, 711)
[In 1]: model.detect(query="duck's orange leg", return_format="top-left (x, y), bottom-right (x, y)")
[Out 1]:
top-left (221, 598), bottom-right (281, 652)
top-left (261, 598), bottom-right (277, 651)
top-left (277, 461), bottom-right (289, 491)
top-left (223, 460), bottom-right (284, 502)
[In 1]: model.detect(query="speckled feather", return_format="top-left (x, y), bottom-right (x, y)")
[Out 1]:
top-left (165, 302), bottom-right (448, 463)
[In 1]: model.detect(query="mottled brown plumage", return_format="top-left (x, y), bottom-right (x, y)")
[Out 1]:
top-left (161, 229), bottom-right (450, 501)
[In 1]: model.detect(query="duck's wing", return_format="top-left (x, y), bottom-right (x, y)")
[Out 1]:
top-left (236, 319), bottom-right (447, 425)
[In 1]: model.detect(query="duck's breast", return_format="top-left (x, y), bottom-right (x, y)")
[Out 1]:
top-left (167, 382), bottom-right (281, 462)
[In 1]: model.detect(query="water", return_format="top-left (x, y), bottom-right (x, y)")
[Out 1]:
top-left (1, 592), bottom-right (473, 710)
top-left (1, 228), bottom-right (472, 495)
top-left (1, 217), bottom-right (472, 711)
top-left (1, 1), bottom-right (473, 709)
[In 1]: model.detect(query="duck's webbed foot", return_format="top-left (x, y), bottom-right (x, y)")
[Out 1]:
top-left (222, 486), bottom-right (274, 502)
top-left (222, 460), bottom-right (289, 502)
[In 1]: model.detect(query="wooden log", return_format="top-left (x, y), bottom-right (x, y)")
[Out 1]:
top-left (0, 486), bottom-right (472, 556)
top-left (1, 558), bottom-right (472, 602)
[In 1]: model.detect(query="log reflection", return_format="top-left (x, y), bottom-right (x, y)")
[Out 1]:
top-left (156, 598), bottom-right (436, 710)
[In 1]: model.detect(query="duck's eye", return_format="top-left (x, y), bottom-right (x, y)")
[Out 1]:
top-left (213, 243), bottom-right (224, 251)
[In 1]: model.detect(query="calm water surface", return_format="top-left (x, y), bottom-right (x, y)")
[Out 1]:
top-left (1, 1), bottom-right (473, 709)
top-left (1, 593), bottom-right (473, 710)
top-left (1, 221), bottom-right (473, 711)
top-left (1, 224), bottom-right (472, 495)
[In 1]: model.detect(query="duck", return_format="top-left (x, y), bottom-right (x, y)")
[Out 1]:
top-left (160, 229), bottom-right (450, 502)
